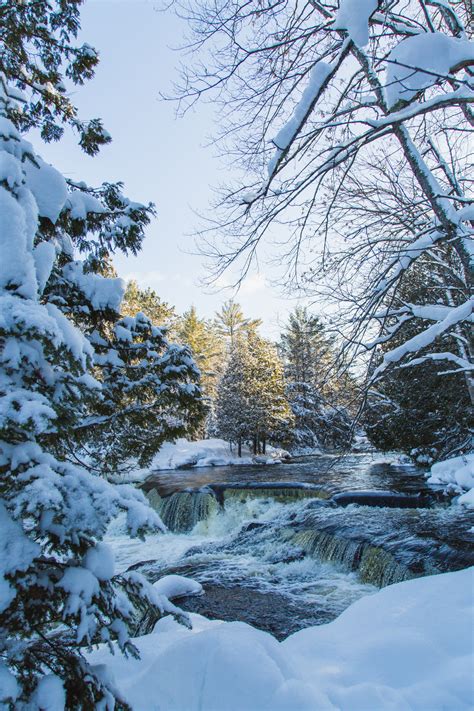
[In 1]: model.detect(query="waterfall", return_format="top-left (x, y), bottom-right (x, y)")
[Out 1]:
top-left (287, 528), bottom-right (421, 587)
top-left (145, 486), bottom-right (446, 587)
top-left (147, 489), bottom-right (219, 532)
top-left (222, 486), bottom-right (330, 503)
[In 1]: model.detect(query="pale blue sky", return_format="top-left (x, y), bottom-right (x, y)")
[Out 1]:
top-left (34, 0), bottom-right (307, 337)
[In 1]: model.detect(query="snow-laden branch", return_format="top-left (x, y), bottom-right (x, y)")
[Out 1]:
top-left (375, 297), bottom-right (474, 376)
top-left (398, 351), bottom-right (474, 373)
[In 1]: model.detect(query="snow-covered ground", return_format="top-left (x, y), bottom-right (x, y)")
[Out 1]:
top-left (119, 438), bottom-right (290, 482)
top-left (88, 566), bottom-right (474, 711)
top-left (427, 452), bottom-right (474, 510)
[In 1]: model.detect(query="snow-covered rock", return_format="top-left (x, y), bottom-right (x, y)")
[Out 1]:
top-left (153, 575), bottom-right (203, 600)
top-left (427, 452), bottom-right (474, 509)
top-left (88, 567), bottom-right (474, 711)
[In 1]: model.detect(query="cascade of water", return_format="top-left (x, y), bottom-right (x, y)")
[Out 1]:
top-left (287, 528), bottom-right (420, 586)
top-left (222, 486), bottom-right (330, 503)
top-left (157, 491), bottom-right (219, 532)
top-left (145, 484), bottom-right (469, 589)
top-left (129, 457), bottom-right (473, 638)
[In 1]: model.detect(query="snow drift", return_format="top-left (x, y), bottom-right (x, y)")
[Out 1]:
top-left (89, 567), bottom-right (474, 711)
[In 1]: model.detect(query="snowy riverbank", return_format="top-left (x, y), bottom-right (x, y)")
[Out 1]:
top-left (89, 566), bottom-right (474, 711)
top-left (118, 438), bottom-right (291, 482)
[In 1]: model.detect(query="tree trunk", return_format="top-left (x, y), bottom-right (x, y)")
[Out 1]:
top-left (238, 437), bottom-right (242, 457)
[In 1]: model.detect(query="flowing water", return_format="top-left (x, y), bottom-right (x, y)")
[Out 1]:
top-left (108, 453), bottom-right (474, 640)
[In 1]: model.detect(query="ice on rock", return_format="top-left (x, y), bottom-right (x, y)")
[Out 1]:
top-left (428, 452), bottom-right (474, 508)
top-left (333, 0), bottom-right (377, 47)
top-left (385, 33), bottom-right (474, 108)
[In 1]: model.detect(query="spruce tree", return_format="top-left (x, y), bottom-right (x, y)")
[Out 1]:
top-left (280, 308), bottom-right (353, 450)
top-left (246, 332), bottom-right (294, 453)
top-left (78, 313), bottom-right (205, 474)
top-left (0, 79), bottom-right (180, 709)
top-left (216, 332), bottom-right (293, 454)
top-left (0, 4), bottom-right (195, 706)
top-left (215, 335), bottom-right (252, 455)
top-left (0, 0), bottom-right (108, 153)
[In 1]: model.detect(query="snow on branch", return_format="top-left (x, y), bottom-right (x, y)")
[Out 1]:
top-left (375, 297), bottom-right (474, 375)
top-left (385, 32), bottom-right (474, 109)
top-left (266, 48), bottom-right (349, 181)
top-left (398, 351), bottom-right (474, 373)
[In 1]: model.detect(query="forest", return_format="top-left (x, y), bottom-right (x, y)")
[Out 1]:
top-left (0, 1), bottom-right (472, 710)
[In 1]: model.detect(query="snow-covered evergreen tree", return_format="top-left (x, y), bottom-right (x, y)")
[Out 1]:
top-left (246, 331), bottom-right (294, 452)
top-left (178, 306), bottom-right (225, 436)
top-left (0, 3), bottom-right (195, 705)
top-left (216, 332), bottom-right (293, 453)
top-left (215, 336), bottom-right (251, 455)
top-left (0, 79), bottom-right (187, 709)
top-left (214, 300), bottom-right (261, 346)
top-left (280, 308), bottom-right (353, 451)
top-left (78, 313), bottom-right (205, 474)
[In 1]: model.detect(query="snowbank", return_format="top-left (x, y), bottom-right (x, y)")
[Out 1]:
top-left (427, 453), bottom-right (474, 509)
top-left (122, 439), bottom-right (290, 482)
top-left (88, 567), bottom-right (474, 710)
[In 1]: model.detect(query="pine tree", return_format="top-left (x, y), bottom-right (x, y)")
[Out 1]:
top-left (279, 307), bottom-right (335, 398)
top-left (216, 332), bottom-right (293, 454)
top-left (78, 314), bottom-right (205, 474)
top-left (0, 5), bottom-right (193, 706)
top-left (215, 336), bottom-right (253, 455)
top-left (121, 280), bottom-right (175, 327)
top-left (0, 0), bottom-right (108, 153)
top-left (280, 308), bottom-right (353, 451)
top-left (178, 306), bottom-right (225, 434)
top-left (214, 300), bottom-right (261, 346)
top-left (246, 332), bottom-right (294, 453)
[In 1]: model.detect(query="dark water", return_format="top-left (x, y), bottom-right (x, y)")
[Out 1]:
top-left (143, 452), bottom-right (448, 499)
top-left (125, 453), bottom-right (473, 639)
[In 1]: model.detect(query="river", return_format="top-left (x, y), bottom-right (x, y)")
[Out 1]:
top-left (107, 453), bottom-right (474, 640)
